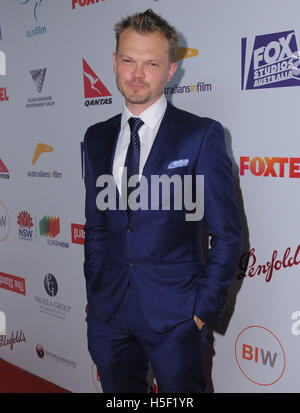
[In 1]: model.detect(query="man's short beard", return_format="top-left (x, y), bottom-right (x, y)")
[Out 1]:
top-left (116, 80), bottom-right (151, 105)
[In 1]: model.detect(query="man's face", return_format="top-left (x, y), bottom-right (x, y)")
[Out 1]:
top-left (113, 28), bottom-right (177, 115)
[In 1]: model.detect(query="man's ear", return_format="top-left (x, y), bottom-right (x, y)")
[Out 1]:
top-left (167, 62), bottom-right (177, 82)
top-left (113, 52), bottom-right (117, 74)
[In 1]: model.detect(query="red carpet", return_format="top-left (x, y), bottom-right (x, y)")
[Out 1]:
top-left (0, 358), bottom-right (71, 393)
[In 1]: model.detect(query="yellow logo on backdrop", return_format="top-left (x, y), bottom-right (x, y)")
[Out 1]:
top-left (175, 47), bottom-right (199, 62)
top-left (32, 142), bottom-right (53, 165)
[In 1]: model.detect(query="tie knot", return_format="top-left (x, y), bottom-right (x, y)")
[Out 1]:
top-left (128, 117), bottom-right (144, 134)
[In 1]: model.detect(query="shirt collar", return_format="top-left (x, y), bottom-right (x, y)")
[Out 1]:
top-left (120, 94), bottom-right (167, 130)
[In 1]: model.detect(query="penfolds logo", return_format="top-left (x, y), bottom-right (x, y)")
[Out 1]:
top-left (0, 330), bottom-right (26, 350)
top-left (237, 244), bottom-right (300, 282)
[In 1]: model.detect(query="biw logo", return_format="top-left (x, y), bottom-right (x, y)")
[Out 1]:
top-left (241, 30), bottom-right (300, 90)
top-left (235, 325), bottom-right (286, 386)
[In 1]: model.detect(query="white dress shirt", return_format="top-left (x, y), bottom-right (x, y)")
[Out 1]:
top-left (112, 94), bottom-right (167, 196)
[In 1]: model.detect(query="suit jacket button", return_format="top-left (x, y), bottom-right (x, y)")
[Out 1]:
top-left (126, 260), bottom-right (133, 267)
top-left (127, 227), bottom-right (133, 232)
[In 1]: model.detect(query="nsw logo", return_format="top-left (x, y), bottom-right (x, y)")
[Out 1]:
top-left (17, 211), bottom-right (35, 241)
top-left (241, 30), bottom-right (300, 90)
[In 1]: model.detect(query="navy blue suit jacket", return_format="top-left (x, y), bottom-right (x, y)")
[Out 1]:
top-left (83, 102), bottom-right (243, 332)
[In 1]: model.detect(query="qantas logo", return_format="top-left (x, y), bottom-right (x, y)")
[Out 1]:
top-left (83, 58), bottom-right (112, 107)
top-left (0, 159), bottom-right (9, 179)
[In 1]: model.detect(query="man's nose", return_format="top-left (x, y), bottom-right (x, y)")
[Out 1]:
top-left (132, 63), bottom-right (145, 79)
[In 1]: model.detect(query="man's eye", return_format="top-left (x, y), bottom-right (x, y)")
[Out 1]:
top-left (149, 62), bottom-right (158, 67)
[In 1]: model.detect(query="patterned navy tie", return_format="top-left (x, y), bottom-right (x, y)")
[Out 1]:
top-left (124, 117), bottom-right (144, 215)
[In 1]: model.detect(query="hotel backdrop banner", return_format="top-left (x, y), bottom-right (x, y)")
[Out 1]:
top-left (0, 0), bottom-right (299, 393)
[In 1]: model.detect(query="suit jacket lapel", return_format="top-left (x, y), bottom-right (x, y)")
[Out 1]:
top-left (108, 114), bottom-right (121, 176)
top-left (142, 101), bottom-right (176, 178)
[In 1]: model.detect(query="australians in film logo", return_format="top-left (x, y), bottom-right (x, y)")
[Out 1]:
top-left (28, 142), bottom-right (62, 179)
top-left (22, 0), bottom-right (47, 38)
top-left (164, 46), bottom-right (212, 96)
top-left (26, 69), bottom-right (55, 108)
top-left (241, 30), bottom-right (300, 90)
top-left (83, 58), bottom-right (112, 107)
top-left (235, 325), bottom-right (286, 386)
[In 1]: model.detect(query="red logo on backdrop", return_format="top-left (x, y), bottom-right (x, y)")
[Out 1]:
top-left (237, 243), bottom-right (300, 282)
top-left (0, 330), bottom-right (26, 350)
top-left (83, 58), bottom-right (111, 98)
top-left (17, 211), bottom-right (33, 228)
top-left (0, 272), bottom-right (26, 295)
top-left (235, 325), bottom-right (286, 386)
top-left (71, 223), bottom-right (85, 244)
top-left (72, 0), bottom-right (104, 9)
top-left (0, 159), bottom-right (9, 173)
top-left (240, 156), bottom-right (300, 178)
top-left (0, 87), bottom-right (9, 101)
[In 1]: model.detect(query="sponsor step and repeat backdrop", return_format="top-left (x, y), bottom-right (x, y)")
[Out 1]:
top-left (0, 0), bottom-right (300, 393)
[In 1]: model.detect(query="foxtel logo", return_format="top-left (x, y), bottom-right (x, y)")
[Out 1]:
top-left (241, 30), bottom-right (300, 90)
top-left (72, 0), bottom-right (104, 9)
top-left (83, 58), bottom-right (112, 107)
top-left (240, 156), bottom-right (300, 178)
top-left (0, 51), bottom-right (6, 75)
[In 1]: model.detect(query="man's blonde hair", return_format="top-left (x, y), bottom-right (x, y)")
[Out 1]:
top-left (114, 9), bottom-right (179, 62)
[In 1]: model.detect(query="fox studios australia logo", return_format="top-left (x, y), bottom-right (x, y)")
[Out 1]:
top-left (241, 30), bottom-right (300, 90)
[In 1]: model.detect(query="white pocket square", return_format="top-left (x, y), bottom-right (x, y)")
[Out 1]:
top-left (167, 159), bottom-right (189, 169)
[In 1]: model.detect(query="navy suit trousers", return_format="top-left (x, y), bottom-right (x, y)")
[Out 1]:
top-left (87, 283), bottom-right (208, 393)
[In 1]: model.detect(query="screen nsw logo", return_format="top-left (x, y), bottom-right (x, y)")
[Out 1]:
top-left (241, 30), bottom-right (300, 90)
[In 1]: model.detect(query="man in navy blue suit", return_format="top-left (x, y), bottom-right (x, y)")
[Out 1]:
top-left (83, 9), bottom-right (243, 393)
